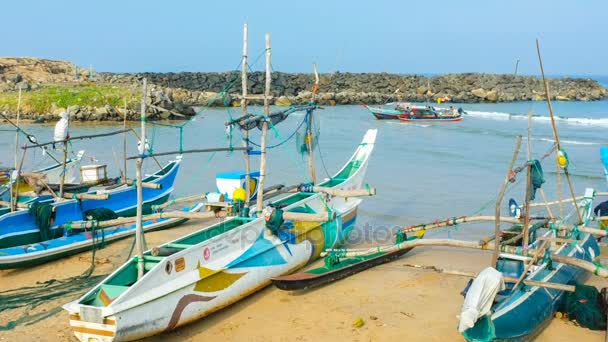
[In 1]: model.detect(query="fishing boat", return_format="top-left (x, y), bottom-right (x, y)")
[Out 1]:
top-left (0, 202), bottom-right (203, 269)
top-left (62, 129), bottom-right (376, 341)
top-left (0, 150), bottom-right (86, 203)
top-left (0, 157), bottom-right (181, 250)
top-left (461, 189), bottom-right (598, 341)
top-left (363, 102), bottom-right (464, 122)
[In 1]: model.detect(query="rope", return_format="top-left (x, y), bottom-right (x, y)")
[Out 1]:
top-left (244, 115), bottom-right (307, 149)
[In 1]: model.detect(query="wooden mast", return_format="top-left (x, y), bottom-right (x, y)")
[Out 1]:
top-left (536, 39), bottom-right (583, 224)
top-left (136, 78), bottom-right (148, 279)
top-left (58, 128), bottom-right (69, 199)
top-left (10, 85), bottom-right (22, 212)
top-left (256, 33), bottom-right (271, 214)
top-left (306, 63), bottom-right (319, 184)
top-left (122, 98), bottom-right (128, 183)
top-left (492, 135), bottom-right (522, 266)
top-left (241, 22), bottom-right (252, 207)
top-left (522, 111), bottom-right (533, 249)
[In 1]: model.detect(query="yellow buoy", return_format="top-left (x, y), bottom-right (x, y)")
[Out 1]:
top-left (557, 150), bottom-right (568, 169)
top-left (437, 97), bottom-right (442, 104)
top-left (233, 187), bottom-right (247, 202)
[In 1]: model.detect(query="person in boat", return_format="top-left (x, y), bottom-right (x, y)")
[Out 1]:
top-left (450, 106), bottom-right (458, 117)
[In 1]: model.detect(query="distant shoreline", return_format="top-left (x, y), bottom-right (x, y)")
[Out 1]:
top-left (1, 58), bottom-right (607, 122)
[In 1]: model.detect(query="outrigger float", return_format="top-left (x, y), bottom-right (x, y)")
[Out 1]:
top-left (63, 25), bottom-right (378, 341)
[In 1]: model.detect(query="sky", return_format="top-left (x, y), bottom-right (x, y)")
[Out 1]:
top-left (2, 0), bottom-right (607, 76)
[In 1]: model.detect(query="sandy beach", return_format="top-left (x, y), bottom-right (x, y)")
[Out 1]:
top-left (2, 219), bottom-right (607, 342)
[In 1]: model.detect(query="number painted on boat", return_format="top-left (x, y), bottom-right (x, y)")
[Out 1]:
top-left (175, 257), bottom-right (185, 272)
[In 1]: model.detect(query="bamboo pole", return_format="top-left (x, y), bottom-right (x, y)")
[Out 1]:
top-left (537, 189), bottom-right (555, 219)
top-left (126, 147), bottom-right (249, 160)
top-left (241, 22), bottom-right (251, 208)
top-left (522, 111), bottom-right (533, 249)
top-left (529, 195), bottom-right (584, 207)
top-left (9, 86), bottom-right (23, 212)
top-left (13, 85), bottom-right (22, 179)
top-left (136, 78), bottom-right (147, 280)
top-left (11, 148), bottom-right (28, 211)
top-left (61, 210), bottom-right (225, 230)
top-left (400, 264), bottom-right (575, 292)
top-left (493, 135), bottom-right (523, 266)
top-left (126, 127), bottom-right (163, 169)
top-left (0, 200), bottom-right (28, 209)
top-left (512, 239), bottom-right (548, 291)
top-left (536, 39), bottom-right (582, 224)
top-left (255, 32), bottom-right (271, 214)
top-left (306, 63), bottom-right (319, 184)
top-left (551, 254), bottom-right (608, 278)
top-left (402, 215), bottom-right (522, 234)
top-left (290, 185), bottom-right (376, 198)
top-left (62, 192), bottom-right (109, 200)
top-left (123, 179), bottom-right (161, 189)
top-left (58, 140), bottom-right (69, 199)
top-left (151, 193), bottom-right (207, 211)
top-left (123, 98), bottom-right (128, 183)
top-left (61, 208), bottom-right (330, 230)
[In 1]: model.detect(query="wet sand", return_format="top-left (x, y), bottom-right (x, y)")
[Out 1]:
top-left (1, 220), bottom-right (608, 342)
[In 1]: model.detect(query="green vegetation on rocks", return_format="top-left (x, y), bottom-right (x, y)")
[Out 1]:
top-left (0, 83), bottom-right (139, 114)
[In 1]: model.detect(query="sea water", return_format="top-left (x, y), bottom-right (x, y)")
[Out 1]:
top-left (1, 99), bottom-right (607, 245)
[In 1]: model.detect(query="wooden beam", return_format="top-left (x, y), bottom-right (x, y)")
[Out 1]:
top-left (493, 135), bottom-right (523, 266)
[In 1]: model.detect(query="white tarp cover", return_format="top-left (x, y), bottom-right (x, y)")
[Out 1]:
top-left (458, 267), bottom-right (505, 333)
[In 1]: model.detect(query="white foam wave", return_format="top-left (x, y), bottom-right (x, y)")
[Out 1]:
top-left (536, 137), bottom-right (599, 146)
top-left (465, 110), bottom-right (608, 127)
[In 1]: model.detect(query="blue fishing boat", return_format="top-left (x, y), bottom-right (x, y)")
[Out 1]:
top-left (0, 202), bottom-right (203, 269)
top-left (461, 189), bottom-right (599, 341)
top-left (0, 158), bottom-right (181, 251)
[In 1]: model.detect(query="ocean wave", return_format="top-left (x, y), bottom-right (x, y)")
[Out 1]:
top-left (465, 110), bottom-right (608, 127)
top-left (535, 137), bottom-right (600, 146)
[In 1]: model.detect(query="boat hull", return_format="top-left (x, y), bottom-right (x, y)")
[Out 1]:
top-left (272, 246), bottom-right (413, 291)
top-left (0, 204), bottom-right (201, 269)
top-left (398, 115), bottom-right (463, 122)
top-left (463, 231), bottom-right (599, 341)
top-left (0, 160), bottom-right (180, 249)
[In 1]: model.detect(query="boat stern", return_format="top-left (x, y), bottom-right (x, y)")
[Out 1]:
top-left (64, 302), bottom-right (118, 342)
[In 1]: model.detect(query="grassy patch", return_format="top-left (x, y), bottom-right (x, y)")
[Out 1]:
top-left (0, 82), bottom-right (139, 113)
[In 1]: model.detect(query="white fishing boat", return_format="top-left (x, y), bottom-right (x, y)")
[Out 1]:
top-left (63, 128), bottom-right (377, 341)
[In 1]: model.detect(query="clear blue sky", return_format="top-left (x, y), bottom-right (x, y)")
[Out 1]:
top-left (3, 0), bottom-right (607, 75)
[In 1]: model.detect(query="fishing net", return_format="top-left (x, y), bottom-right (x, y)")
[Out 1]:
top-left (29, 202), bottom-right (53, 241)
top-left (84, 208), bottom-right (118, 221)
top-left (296, 109), bottom-right (319, 155)
top-left (528, 160), bottom-right (544, 201)
top-left (558, 282), bottom-right (607, 331)
top-left (265, 208), bottom-right (284, 233)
